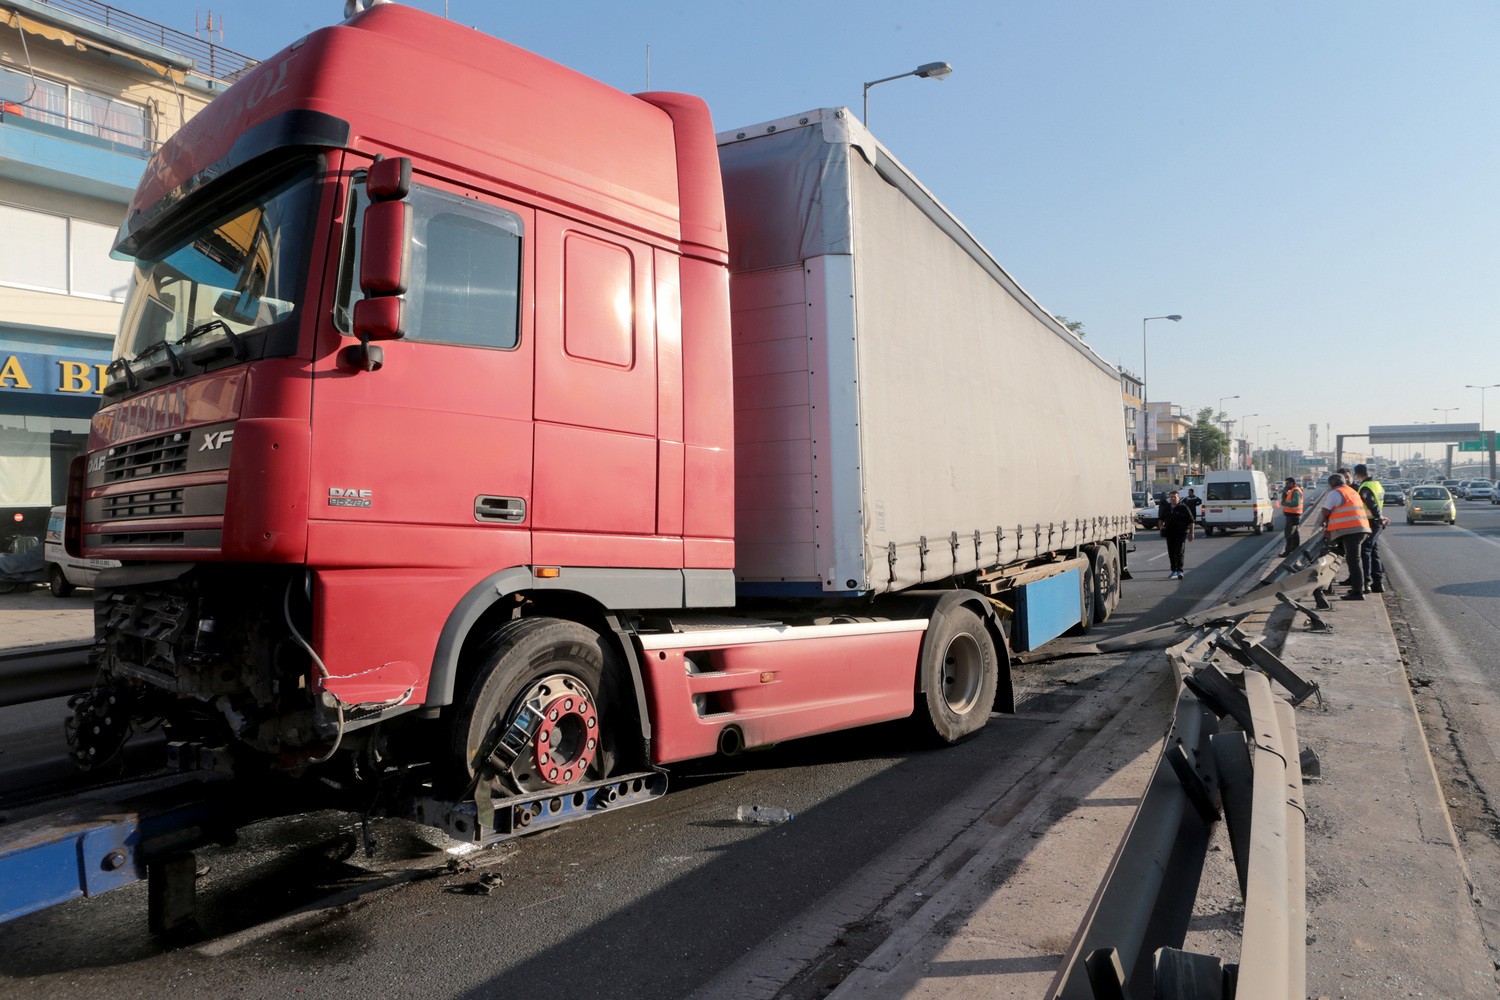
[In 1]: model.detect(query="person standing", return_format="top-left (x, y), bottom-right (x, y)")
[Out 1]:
top-left (1160, 489), bottom-right (1196, 580)
top-left (1184, 488), bottom-right (1204, 525)
top-left (1280, 476), bottom-right (1304, 556)
top-left (1310, 472), bottom-right (1371, 600)
top-left (1353, 463), bottom-right (1390, 592)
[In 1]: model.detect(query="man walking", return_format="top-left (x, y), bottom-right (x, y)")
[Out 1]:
top-left (1160, 489), bottom-right (1196, 580)
top-left (1280, 476), bottom-right (1304, 556)
top-left (1310, 472), bottom-right (1371, 601)
top-left (1353, 463), bottom-right (1389, 592)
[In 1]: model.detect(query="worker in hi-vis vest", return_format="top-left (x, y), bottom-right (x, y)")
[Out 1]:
top-left (1310, 472), bottom-right (1371, 600)
top-left (1280, 476), bottom-right (1304, 557)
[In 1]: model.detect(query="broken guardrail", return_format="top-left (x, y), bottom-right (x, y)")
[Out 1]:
top-left (1044, 542), bottom-right (1338, 999)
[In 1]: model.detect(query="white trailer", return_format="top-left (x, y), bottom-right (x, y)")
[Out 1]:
top-left (719, 108), bottom-right (1133, 642)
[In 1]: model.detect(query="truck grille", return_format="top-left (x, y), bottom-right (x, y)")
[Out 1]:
top-left (103, 489), bottom-right (185, 520)
top-left (103, 432), bottom-right (190, 483)
top-left (100, 529), bottom-right (187, 546)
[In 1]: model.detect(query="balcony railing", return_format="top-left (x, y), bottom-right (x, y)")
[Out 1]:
top-left (1, 100), bottom-right (155, 158)
top-left (29, 0), bottom-right (258, 83)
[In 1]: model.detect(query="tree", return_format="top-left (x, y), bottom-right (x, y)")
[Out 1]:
top-left (1180, 406), bottom-right (1231, 471)
top-left (1053, 314), bottom-right (1085, 338)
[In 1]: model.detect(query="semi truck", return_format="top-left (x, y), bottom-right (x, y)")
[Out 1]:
top-left (60, 4), bottom-right (1133, 840)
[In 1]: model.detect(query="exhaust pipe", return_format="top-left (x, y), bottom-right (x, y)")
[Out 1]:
top-left (717, 725), bottom-right (744, 756)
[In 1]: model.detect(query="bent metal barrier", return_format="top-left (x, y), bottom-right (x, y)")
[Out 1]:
top-left (1046, 532), bottom-right (1338, 1000)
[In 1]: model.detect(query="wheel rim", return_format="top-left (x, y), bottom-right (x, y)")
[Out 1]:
top-left (494, 673), bottom-right (600, 793)
top-left (940, 632), bottom-right (985, 715)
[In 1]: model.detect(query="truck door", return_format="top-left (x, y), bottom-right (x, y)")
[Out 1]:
top-left (310, 174), bottom-right (535, 573)
top-left (529, 214), bottom-right (663, 567)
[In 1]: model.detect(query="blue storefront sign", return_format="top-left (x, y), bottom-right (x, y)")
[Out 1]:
top-left (0, 346), bottom-right (114, 417)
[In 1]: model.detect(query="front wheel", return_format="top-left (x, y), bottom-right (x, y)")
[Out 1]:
top-left (914, 605), bottom-right (999, 745)
top-left (450, 618), bottom-right (623, 796)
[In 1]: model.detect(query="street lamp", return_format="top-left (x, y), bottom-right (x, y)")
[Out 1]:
top-left (1238, 412), bottom-right (1258, 469)
top-left (1434, 406), bottom-right (1458, 424)
top-left (1140, 314), bottom-right (1182, 484)
top-left (1216, 395), bottom-right (1240, 469)
top-left (862, 61), bottom-right (953, 126)
top-left (1141, 315), bottom-right (1182, 410)
top-left (1465, 383), bottom-right (1500, 434)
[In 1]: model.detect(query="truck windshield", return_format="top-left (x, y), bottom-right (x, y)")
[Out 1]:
top-left (112, 161), bottom-right (321, 386)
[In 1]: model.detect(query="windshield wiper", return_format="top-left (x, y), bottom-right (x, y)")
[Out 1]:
top-left (181, 319), bottom-right (247, 360)
top-left (133, 338), bottom-right (185, 377)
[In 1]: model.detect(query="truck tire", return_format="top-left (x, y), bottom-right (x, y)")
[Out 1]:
top-left (450, 617), bottom-right (622, 795)
top-left (1092, 544), bottom-right (1120, 623)
top-left (48, 564), bottom-right (73, 598)
top-left (914, 605), bottom-right (999, 744)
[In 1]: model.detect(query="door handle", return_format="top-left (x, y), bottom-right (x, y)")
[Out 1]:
top-left (475, 495), bottom-right (526, 523)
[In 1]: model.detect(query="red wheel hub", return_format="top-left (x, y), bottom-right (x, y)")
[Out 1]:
top-left (532, 692), bottom-right (599, 785)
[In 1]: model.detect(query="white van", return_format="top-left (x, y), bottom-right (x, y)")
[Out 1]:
top-left (1201, 470), bottom-right (1274, 536)
top-left (43, 506), bottom-right (119, 597)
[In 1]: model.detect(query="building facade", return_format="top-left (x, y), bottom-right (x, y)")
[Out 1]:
top-left (0, 0), bottom-right (253, 545)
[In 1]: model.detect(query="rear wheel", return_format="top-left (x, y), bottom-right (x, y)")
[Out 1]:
top-left (1252, 520), bottom-right (1264, 535)
top-left (48, 564), bottom-right (73, 598)
top-left (1092, 544), bottom-right (1120, 623)
top-left (1075, 560), bottom-right (1096, 634)
top-left (451, 618), bottom-right (622, 796)
top-left (915, 605), bottom-right (999, 744)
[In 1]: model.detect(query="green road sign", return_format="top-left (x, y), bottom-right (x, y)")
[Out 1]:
top-left (1459, 440), bottom-right (1489, 451)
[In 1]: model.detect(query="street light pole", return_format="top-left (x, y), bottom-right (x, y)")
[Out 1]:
top-left (1466, 384), bottom-right (1500, 481)
top-left (1141, 315), bottom-right (1182, 485)
top-left (862, 61), bottom-right (953, 126)
top-left (1216, 395), bottom-right (1239, 469)
top-left (1238, 412), bottom-right (1258, 469)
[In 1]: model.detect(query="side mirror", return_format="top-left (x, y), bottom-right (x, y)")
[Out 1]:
top-left (345, 156), bottom-right (413, 371)
top-left (358, 200), bottom-right (412, 301)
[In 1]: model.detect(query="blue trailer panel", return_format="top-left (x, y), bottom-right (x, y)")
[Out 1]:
top-left (1015, 568), bottom-right (1082, 652)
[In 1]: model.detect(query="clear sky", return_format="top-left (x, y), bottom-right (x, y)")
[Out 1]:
top-left (124, 0), bottom-right (1500, 456)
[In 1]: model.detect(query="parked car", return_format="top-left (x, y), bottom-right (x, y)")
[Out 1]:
top-left (1134, 504), bottom-right (1161, 530)
top-left (1406, 486), bottom-right (1457, 525)
top-left (1382, 486), bottom-right (1405, 506)
top-left (1466, 480), bottom-right (1494, 501)
top-left (43, 506), bottom-right (119, 597)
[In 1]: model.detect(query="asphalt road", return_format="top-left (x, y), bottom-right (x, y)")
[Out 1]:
top-left (0, 526), bottom-right (1277, 1000)
top-left (1380, 495), bottom-right (1500, 958)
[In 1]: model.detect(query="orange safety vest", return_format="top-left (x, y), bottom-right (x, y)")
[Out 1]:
top-left (1281, 487), bottom-right (1303, 515)
top-left (1323, 485), bottom-right (1369, 537)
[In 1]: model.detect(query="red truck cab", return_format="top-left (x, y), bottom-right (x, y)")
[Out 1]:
top-left (76, 5), bottom-right (739, 775)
